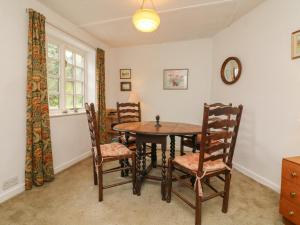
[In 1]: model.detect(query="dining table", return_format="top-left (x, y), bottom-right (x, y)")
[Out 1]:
top-left (113, 121), bottom-right (202, 200)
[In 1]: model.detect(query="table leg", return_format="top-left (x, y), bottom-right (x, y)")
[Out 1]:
top-left (119, 160), bottom-right (125, 177)
top-left (142, 143), bottom-right (147, 176)
top-left (161, 138), bottom-right (167, 201)
top-left (151, 143), bottom-right (157, 168)
top-left (170, 135), bottom-right (175, 159)
top-left (192, 134), bottom-right (197, 153)
top-left (124, 132), bottom-right (130, 176)
top-left (136, 140), bottom-right (142, 196)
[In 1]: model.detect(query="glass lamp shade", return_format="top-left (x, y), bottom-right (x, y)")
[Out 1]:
top-left (132, 8), bottom-right (160, 32)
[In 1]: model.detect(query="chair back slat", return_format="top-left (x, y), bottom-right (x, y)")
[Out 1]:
top-left (205, 142), bottom-right (231, 154)
top-left (117, 102), bottom-right (141, 124)
top-left (197, 103), bottom-right (243, 176)
top-left (85, 103), bottom-right (102, 161)
top-left (208, 103), bottom-right (230, 108)
top-left (208, 119), bottom-right (237, 129)
top-left (207, 131), bottom-right (235, 141)
top-left (209, 106), bottom-right (240, 116)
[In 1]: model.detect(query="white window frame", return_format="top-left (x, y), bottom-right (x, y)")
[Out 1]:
top-left (46, 35), bottom-right (88, 116)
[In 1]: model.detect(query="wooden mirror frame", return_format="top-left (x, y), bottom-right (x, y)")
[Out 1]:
top-left (221, 57), bottom-right (242, 85)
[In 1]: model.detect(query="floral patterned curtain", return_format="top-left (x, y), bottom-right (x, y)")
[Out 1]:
top-left (96, 48), bottom-right (107, 144)
top-left (25, 9), bottom-right (54, 190)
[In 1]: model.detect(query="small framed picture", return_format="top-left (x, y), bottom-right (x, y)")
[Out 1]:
top-left (120, 82), bottom-right (131, 91)
top-left (292, 30), bottom-right (300, 59)
top-left (120, 69), bottom-right (131, 79)
top-left (163, 69), bottom-right (189, 90)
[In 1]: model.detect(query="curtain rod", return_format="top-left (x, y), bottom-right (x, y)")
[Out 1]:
top-left (26, 8), bottom-right (98, 50)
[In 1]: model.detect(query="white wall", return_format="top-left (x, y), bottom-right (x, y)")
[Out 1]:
top-left (1, 0), bottom-right (298, 204)
top-left (211, 0), bottom-right (300, 192)
top-left (107, 39), bottom-right (213, 124)
top-left (0, 0), bottom-right (108, 203)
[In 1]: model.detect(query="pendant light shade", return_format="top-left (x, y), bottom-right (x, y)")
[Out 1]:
top-left (132, 1), bottom-right (160, 32)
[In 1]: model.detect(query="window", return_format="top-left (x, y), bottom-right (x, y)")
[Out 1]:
top-left (46, 37), bottom-right (86, 114)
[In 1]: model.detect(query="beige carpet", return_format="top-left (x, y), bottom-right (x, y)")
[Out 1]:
top-left (0, 155), bottom-right (283, 225)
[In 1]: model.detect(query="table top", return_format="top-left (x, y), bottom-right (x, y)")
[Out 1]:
top-left (113, 121), bottom-right (202, 136)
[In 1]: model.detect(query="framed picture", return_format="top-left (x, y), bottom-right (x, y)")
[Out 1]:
top-left (163, 69), bottom-right (189, 90)
top-left (120, 69), bottom-right (131, 79)
top-left (292, 30), bottom-right (300, 59)
top-left (120, 82), bottom-right (131, 91)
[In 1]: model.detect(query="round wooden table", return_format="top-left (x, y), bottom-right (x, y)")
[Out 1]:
top-left (114, 121), bottom-right (202, 200)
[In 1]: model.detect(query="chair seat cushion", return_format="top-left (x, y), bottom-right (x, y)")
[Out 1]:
top-left (173, 153), bottom-right (228, 173)
top-left (101, 143), bottom-right (131, 158)
top-left (120, 134), bottom-right (136, 144)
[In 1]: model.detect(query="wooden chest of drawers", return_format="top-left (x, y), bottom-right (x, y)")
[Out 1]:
top-left (280, 157), bottom-right (300, 225)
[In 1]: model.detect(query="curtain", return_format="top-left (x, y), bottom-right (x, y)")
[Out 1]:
top-left (96, 48), bottom-right (108, 144)
top-left (25, 9), bottom-right (54, 190)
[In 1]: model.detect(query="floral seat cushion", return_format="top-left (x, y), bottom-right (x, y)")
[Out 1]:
top-left (120, 134), bottom-right (136, 143)
top-left (100, 142), bottom-right (131, 158)
top-left (173, 153), bottom-right (229, 173)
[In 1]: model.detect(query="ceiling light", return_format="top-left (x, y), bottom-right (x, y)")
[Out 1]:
top-left (132, 0), bottom-right (160, 33)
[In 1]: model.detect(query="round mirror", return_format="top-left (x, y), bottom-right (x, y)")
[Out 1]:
top-left (221, 57), bottom-right (242, 85)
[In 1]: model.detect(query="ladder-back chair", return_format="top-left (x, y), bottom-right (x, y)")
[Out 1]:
top-left (116, 102), bottom-right (157, 173)
top-left (167, 103), bottom-right (243, 225)
top-left (85, 103), bottom-right (136, 201)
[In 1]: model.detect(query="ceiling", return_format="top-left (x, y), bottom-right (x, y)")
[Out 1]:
top-left (38, 0), bottom-right (266, 47)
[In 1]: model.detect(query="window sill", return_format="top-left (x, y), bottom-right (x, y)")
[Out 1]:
top-left (50, 111), bottom-right (85, 118)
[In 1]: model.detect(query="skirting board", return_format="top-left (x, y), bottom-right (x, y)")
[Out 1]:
top-left (0, 151), bottom-right (91, 204)
top-left (54, 151), bottom-right (91, 174)
top-left (233, 161), bottom-right (280, 193)
top-left (0, 183), bottom-right (25, 204)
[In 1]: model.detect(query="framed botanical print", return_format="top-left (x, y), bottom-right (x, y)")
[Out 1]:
top-left (163, 69), bottom-right (188, 90)
top-left (292, 30), bottom-right (300, 59)
top-left (120, 69), bottom-right (131, 79)
top-left (120, 82), bottom-right (131, 91)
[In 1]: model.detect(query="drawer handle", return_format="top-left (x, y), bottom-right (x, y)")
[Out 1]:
top-left (290, 192), bottom-right (297, 198)
top-left (291, 172), bottom-right (297, 177)
top-left (289, 211), bottom-right (295, 216)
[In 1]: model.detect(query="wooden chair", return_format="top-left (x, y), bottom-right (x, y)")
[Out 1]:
top-left (179, 103), bottom-right (232, 155)
top-left (85, 103), bottom-right (136, 202)
top-left (116, 102), bottom-right (158, 174)
top-left (116, 102), bottom-right (141, 148)
top-left (167, 103), bottom-right (243, 225)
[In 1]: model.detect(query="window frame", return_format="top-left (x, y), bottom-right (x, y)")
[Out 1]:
top-left (46, 35), bottom-right (88, 116)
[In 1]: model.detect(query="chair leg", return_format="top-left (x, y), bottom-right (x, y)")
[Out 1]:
top-left (98, 165), bottom-right (103, 202)
top-left (222, 172), bottom-right (231, 213)
top-left (131, 154), bottom-right (137, 195)
top-left (92, 157), bottom-right (98, 185)
top-left (195, 193), bottom-right (202, 225)
top-left (119, 160), bottom-right (125, 177)
top-left (166, 158), bottom-right (173, 203)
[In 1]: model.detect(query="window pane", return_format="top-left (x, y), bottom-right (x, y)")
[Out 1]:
top-left (65, 95), bottom-right (74, 109)
top-left (47, 59), bottom-right (59, 77)
top-left (76, 54), bottom-right (84, 68)
top-left (75, 95), bottom-right (84, 108)
top-left (49, 95), bottom-right (59, 109)
top-left (48, 43), bottom-right (59, 59)
top-left (65, 50), bottom-right (73, 64)
top-left (75, 67), bottom-right (84, 81)
top-left (65, 82), bottom-right (74, 95)
top-left (75, 82), bottom-right (83, 95)
top-left (65, 63), bottom-right (73, 79)
top-left (48, 78), bottom-right (59, 93)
